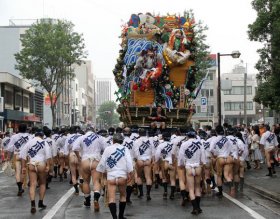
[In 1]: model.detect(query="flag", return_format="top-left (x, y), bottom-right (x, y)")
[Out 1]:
top-left (194, 70), bottom-right (210, 99)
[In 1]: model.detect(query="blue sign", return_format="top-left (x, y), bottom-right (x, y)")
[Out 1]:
top-left (201, 97), bottom-right (207, 105)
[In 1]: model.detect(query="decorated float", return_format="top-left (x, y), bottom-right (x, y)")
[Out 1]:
top-left (114, 11), bottom-right (210, 127)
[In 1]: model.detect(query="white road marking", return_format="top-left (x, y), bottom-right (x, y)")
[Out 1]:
top-left (215, 188), bottom-right (266, 219)
top-left (0, 170), bottom-right (3, 174)
top-left (42, 188), bottom-right (74, 219)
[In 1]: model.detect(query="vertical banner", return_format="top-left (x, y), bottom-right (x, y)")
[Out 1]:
top-left (179, 85), bottom-right (185, 108)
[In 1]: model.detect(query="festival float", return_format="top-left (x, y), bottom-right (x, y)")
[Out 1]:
top-left (114, 11), bottom-right (210, 127)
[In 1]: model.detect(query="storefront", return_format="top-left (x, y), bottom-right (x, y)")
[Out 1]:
top-left (1, 109), bottom-right (41, 133)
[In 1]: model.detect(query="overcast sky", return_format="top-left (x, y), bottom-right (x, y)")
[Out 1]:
top-left (0, 0), bottom-right (261, 81)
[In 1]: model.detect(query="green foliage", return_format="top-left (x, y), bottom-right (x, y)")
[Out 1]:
top-left (248, 0), bottom-right (280, 111)
top-left (14, 19), bottom-right (87, 127)
top-left (98, 101), bottom-right (119, 126)
top-left (185, 10), bottom-right (211, 85)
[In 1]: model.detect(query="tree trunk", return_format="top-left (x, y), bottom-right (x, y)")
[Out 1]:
top-left (50, 104), bottom-right (57, 128)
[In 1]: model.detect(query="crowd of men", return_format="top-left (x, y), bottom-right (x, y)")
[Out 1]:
top-left (0, 122), bottom-right (279, 218)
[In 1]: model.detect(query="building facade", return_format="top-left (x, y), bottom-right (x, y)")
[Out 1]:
top-left (73, 61), bottom-right (95, 125)
top-left (192, 54), bottom-right (218, 128)
top-left (95, 78), bottom-right (112, 111)
top-left (0, 20), bottom-right (43, 131)
top-left (221, 64), bottom-right (258, 125)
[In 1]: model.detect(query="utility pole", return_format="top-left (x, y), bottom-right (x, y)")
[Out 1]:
top-left (244, 63), bottom-right (247, 125)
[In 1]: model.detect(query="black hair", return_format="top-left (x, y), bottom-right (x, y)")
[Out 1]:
top-left (198, 130), bottom-right (207, 139)
top-left (252, 125), bottom-right (260, 136)
top-left (31, 126), bottom-right (38, 134)
top-left (215, 125), bottom-right (224, 135)
top-left (162, 132), bottom-right (171, 141)
top-left (227, 127), bottom-right (235, 135)
top-left (43, 128), bottom-right (52, 138)
top-left (138, 128), bottom-right (146, 137)
top-left (18, 124), bottom-right (27, 133)
top-left (236, 132), bottom-right (245, 144)
top-left (108, 127), bottom-right (115, 135)
top-left (97, 129), bottom-right (107, 137)
top-left (52, 127), bottom-right (59, 133)
top-left (35, 129), bottom-right (44, 137)
top-left (116, 127), bottom-right (123, 134)
top-left (69, 126), bottom-right (76, 134)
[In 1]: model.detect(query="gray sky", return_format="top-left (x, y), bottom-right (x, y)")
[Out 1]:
top-left (0, 0), bottom-right (261, 81)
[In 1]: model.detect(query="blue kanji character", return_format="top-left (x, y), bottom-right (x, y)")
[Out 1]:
top-left (124, 141), bottom-right (133, 150)
top-left (216, 137), bottom-right (227, 149)
top-left (106, 156), bottom-right (117, 168)
top-left (185, 149), bottom-right (193, 159)
top-left (28, 148), bottom-right (37, 158)
top-left (112, 148), bottom-right (125, 161)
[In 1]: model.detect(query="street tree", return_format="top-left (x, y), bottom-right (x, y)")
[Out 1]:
top-left (248, 0), bottom-right (280, 111)
top-left (98, 101), bottom-right (120, 127)
top-left (15, 19), bottom-right (87, 127)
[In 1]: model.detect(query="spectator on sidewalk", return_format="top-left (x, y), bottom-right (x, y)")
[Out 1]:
top-left (260, 125), bottom-right (278, 177)
top-left (251, 126), bottom-right (262, 169)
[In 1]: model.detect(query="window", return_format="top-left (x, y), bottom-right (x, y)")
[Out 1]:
top-left (210, 105), bottom-right (214, 113)
top-left (15, 93), bottom-right (22, 106)
top-left (4, 90), bottom-right (13, 105)
top-left (224, 86), bottom-right (252, 95)
top-left (201, 89), bottom-right (213, 97)
top-left (76, 98), bottom-right (78, 106)
top-left (224, 102), bottom-right (253, 111)
top-left (23, 96), bottom-right (29, 108)
top-left (207, 71), bottom-right (215, 80)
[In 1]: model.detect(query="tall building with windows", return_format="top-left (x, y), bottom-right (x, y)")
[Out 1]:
top-left (95, 78), bottom-right (112, 111)
top-left (221, 64), bottom-right (258, 125)
top-left (0, 20), bottom-right (44, 131)
top-left (192, 54), bottom-right (218, 127)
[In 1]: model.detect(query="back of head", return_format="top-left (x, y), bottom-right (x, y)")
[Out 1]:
top-left (116, 127), bottom-right (123, 134)
top-left (113, 133), bottom-right (124, 144)
top-left (210, 129), bottom-right (216, 137)
top-left (227, 127), bottom-right (236, 136)
top-left (18, 123), bottom-right (27, 133)
top-left (130, 125), bottom-right (139, 133)
top-left (198, 130), bottom-right (207, 140)
top-left (215, 125), bottom-right (224, 135)
top-left (35, 129), bottom-right (44, 138)
top-left (52, 127), bottom-right (59, 134)
top-left (108, 127), bottom-right (115, 135)
top-left (86, 124), bottom-right (95, 132)
top-left (123, 127), bottom-right (131, 137)
top-left (69, 126), bottom-right (76, 134)
top-left (43, 127), bottom-right (52, 138)
top-left (148, 130), bottom-right (155, 137)
top-left (265, 124), bottom-right (270, 131)
top-left (186, 127), bottom-right (196, 138)
top-left (252, 125), bottom-right (260, 136)
top-left (236, 132), bottom-right (245, 143)
top-left (97, 129), bottom-right (107, 137)
top-left (138, 128), bottom-right (146, 137)
top-left (31, 126), bottom-right (38, 134)
top-left (162, 132), bottom-right (171, 141)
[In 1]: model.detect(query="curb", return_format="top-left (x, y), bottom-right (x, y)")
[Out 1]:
top-left (244, 182), bottom-right (280, 203)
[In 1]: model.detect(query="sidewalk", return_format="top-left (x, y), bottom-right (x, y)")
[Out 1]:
top-left (244, 163), bottom-right (280, 202)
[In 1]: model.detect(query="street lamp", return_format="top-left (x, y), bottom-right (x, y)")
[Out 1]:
top-left (217, 50), bottom-right (241, 126)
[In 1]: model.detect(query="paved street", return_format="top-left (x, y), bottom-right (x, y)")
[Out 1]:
top-left (0, 164), bottom-right (279, 219)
